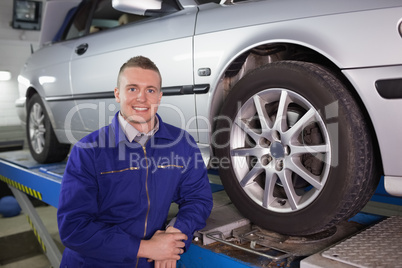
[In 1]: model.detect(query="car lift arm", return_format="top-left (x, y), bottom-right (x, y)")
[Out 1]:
top-left (9, 187), bottom-right (62, 267)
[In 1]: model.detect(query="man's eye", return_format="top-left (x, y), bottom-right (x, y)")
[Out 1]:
top-left (147, 89), bottom-right (155, 93)
top-left (129, 88), bottom-right (136, 92)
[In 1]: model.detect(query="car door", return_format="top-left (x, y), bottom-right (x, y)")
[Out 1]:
top-left (68, 0), bottom-right (199, 140)
top-left (28, 36), bottom-right (85, 140)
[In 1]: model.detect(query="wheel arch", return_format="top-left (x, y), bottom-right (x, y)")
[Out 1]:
top-left (208, 42), bottom-right (383, 174)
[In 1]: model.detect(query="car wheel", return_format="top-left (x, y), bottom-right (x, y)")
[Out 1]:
top-left (215, 61), bottom-right (380, 235)
top-left (26, 94), bottom-right (70, 163)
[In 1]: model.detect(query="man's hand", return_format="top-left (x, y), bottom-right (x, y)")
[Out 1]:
top-left (154, 259), bottom-right (179, 268)
top-left (138, 229), bottom-right (187, 262)
top-left (152, 227), bottom-right (184, 268)
top-left (165, 226), bottom-right (182, 234)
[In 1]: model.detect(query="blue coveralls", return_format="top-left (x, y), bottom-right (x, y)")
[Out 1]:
top-left (57, 113), bottom-right (213, 267)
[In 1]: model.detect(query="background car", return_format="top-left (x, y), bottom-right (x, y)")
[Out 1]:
top-left (16, 0), bottom-right (402, 236)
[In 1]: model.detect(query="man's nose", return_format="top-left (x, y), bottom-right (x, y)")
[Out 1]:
top-left (136, 90), bottom-right (146, 102)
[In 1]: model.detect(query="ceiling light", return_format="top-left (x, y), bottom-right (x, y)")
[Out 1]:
top-left (0, 71), bottom-right (11, 81)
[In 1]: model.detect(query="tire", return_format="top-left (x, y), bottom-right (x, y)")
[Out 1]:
top-left (26, 94), bottom-right (70, 163)
top-left (214, 61), bottom-right (380, 236)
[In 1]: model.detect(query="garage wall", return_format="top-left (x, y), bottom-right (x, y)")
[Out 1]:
top-left (0, 0), bottom-right (43, 127)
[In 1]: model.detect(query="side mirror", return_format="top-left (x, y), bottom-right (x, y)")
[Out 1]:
top-left (112, 0), bottom-right (179, 16)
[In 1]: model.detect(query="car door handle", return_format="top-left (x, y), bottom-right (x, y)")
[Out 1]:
top-left (75, 43), bottom-right (88, 55)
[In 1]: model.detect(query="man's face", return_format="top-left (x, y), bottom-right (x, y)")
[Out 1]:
top-left (114, 67), bottom-right (162, 132)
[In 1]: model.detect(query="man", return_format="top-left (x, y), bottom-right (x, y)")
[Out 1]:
top-left (57, 56), bottom-right (213, 267)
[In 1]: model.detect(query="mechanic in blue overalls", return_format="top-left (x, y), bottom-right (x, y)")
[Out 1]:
top-left (57, 56), bottom-right (213, 268)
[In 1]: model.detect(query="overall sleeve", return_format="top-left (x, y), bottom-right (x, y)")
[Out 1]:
top-left (171, 139), bottom-right (213, 250)
top-left (57, 144), bottom-right (140, 262)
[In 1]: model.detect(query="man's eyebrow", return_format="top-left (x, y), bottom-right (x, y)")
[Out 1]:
top-left (125, 84), bottom-right (138, 88)
top-left (125, 84), bottom-right (158, 89)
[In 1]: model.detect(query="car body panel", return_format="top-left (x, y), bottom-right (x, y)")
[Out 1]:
top-left (343, 65), bottom-right (402, 178)
top-left (18, 40), bottom-right (86, 132)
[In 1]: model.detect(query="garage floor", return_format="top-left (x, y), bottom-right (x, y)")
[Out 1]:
top-left (0, 205), bottom-right (59, 268)
top-left (1, 180), bottom-right (402, 268)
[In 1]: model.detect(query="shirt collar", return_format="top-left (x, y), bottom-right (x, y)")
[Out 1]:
top-left (118, 112), bottom-right (159, 143)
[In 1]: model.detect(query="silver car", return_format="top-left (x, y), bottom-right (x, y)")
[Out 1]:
top-left (16, 0), bottom-right (402, 236)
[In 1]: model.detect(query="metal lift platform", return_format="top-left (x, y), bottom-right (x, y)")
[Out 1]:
top-left (1, 150), bottom-right (402, 268)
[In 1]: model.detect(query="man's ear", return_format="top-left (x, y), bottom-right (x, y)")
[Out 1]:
top-left (158, 91), bottom-right (163, 103)
top-left (114, 87), bottom-right (120, 103)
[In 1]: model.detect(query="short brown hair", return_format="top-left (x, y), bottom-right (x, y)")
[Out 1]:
top-left (117, 56), bottom-right (162, 89)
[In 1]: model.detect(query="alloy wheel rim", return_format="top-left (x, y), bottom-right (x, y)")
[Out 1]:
top-left (230, 88), bottom-right (331, 213)
top-left (29, 103), bottom-right (46, 154)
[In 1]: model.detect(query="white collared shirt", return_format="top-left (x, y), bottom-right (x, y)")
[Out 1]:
top-left (118, 112), bottom-right (159, 146)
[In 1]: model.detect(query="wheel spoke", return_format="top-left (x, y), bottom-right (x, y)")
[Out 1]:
top-left (277, 169), bottom-right (300, 210)
top-left (239, 165), bottom-right (263, 187)
top-left (290, 143), bottom-right (329, 155)
top-left (35, 134), bottom-right (44, 153)
top-left (262, 168), bottom-right (277, 208)
top-left (29, 113), bottom-right (36, 127)
top-left (234, 117), bottom-right (260, 143)
top-left (273, 91), bottom-right (290, 133)
top-left (37, 114), bottom-right (45, 125)
top-left (282, 108), bottom-right (316, 143)
top-left (253, 95), bottom-right (272, 130)
top-left (286, 158), bottom-right (323, 190)
top-left (231, 147), bottom-right (258, 157)
top-left (33, 104), bottom-right (41, 122)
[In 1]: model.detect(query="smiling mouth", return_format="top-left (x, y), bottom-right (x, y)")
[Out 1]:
top-left (133, 107), bottom-right (149, 111)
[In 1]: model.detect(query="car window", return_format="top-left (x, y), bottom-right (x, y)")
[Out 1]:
top-left (64, 0), bottom-right (93, 40)
top-left (63, 0), bottom-right (147, 40)
top-left (90, 0), bottom-right (144, 33)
